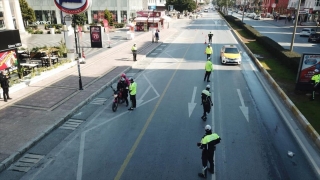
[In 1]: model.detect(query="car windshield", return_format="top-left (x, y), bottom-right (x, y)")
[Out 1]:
top-left (302, 29), bottom-right (310, 32)
top-left (225, 48), bottom-right (239, 54)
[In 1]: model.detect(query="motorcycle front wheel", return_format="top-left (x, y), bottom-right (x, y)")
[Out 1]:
top-left (112, 102), bottom-right (118, 112)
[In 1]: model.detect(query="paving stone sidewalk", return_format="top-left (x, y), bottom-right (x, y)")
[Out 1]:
top-left (0, 24), bottom-right (178, 173)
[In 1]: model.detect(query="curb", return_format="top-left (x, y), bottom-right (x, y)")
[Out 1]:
top-left (222, 15), bottom-right (320, 150)
top-left (0, 36), bottom-right (165, 173)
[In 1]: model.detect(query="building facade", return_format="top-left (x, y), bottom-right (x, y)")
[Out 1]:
top-left (0, 0), bottom-right (25, 32)
top-left (0, 0), bottom-right (150, 30)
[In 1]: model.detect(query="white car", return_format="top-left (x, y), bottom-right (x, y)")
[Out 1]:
top-left (300, 28), bottom-right (316, 37)
top-left (248, 13), bottom-right (256, 18)
top-left (253, 15), bottom-right (261, 20)
top-left (204, 9), bottom-right (208, 12)
top-left (246, 13), bottom-right (254, 17)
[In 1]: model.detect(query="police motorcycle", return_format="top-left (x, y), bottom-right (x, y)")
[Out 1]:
top-left (110, 86), bottom-right (122, 112)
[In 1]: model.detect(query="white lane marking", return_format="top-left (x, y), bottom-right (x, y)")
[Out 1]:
top-left (237, 89), bottom-right (249, 122)
top-left (188, 86), bottom-right (197, 117)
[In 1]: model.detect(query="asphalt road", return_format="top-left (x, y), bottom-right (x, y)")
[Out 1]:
top-left (232, 13), bottom-right (320, 54)
top-left (1, 11), bottom-right (320, 180)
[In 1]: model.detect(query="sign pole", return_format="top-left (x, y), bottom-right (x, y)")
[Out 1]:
top-left (290, 0), bottom-right (302, 51)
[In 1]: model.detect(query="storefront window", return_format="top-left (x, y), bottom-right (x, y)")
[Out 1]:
top-left (92, 10), bottom-right (105, 24)
top-left (34, 10), bottom-right (57, 24)
top-left (121, 11), bottom-right (127, 23)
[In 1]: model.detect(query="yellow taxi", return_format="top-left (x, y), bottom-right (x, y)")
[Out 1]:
top-left (220, 45), bottom-right (242, 65)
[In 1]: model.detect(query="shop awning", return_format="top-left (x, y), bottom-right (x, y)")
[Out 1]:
top-left (134, 17), bottom-right (148, 22)
top-left (148, 17), bottom-right (161, 23)
top-left (161, 15), bottom-right (172, 22)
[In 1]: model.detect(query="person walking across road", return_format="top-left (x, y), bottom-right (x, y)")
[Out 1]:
top-left (0, 71), bottom-right (11, 102)
top-left (205, 44), bottom-right (213, 59)
top-left (197, 125), bottom-right (221, 178)
top-left (208, 32), bottom-right (213, 43)
top-left (310, 69), bottom-right (320, 101)
top-left (201, 85), bottom-right (213, 121)
top-left (128, 77), bottom-right (137, 110)
top-left (131, 43), bottom-right (137, 61)
top-left (204, 57), bottom-right (213, 82)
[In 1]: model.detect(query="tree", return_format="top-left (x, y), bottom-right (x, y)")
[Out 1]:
top-left (104, 9), bottom-right (114, 26)
top-left (72, 13), bottom-right (87, 26)
top-left (19, 0), bottom-right (35, 27)
top-left (165, 0), bottom-right (196, 12)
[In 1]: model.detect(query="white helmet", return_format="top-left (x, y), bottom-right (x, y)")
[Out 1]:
top-left (206, 84), bottom-right (210, 89)
top-left (205, 125), bottom-right (211, 131)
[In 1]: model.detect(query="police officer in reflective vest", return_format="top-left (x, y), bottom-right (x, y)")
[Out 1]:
top-left (197, 125), bottom-right (221, 178)
top-left (310, 69), bottom-right (320, 100)
top-left (128, 77), bottom-right (137, 110)
top-left (203, 57), bottom-right (213, 82)
top-left (204, 44), bottom-right (213, 59)
top-left (201, 85), bottom-right (213, 121)
top-left (131, 43), bottom-right (137, 61)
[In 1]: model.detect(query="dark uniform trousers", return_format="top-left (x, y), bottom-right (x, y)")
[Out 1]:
top-left (130, 94), bottom-right (136, 108)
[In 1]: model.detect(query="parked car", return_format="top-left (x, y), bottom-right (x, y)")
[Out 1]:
top-left (308, 33), bottom-right (320, 43)
top-left (249, 13), bottom-right (256, 18)
top-left (204, 9), bottom-right (208, 12)
top-left (253, 15), bottom-right (261, 20)
top-left (300, 28), bottom-right (316, 37)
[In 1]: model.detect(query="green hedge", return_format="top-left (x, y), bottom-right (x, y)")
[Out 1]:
top-left (44, 24), bottom-right (63, 29)
top-left (114, 23), bottom-right (125, 28)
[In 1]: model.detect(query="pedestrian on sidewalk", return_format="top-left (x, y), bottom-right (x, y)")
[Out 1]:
top-left (197, 125), bottom-right (221, 178)
top-left (204, 57), bottom-right (213, 82)
top-left (0, 71), bottom-right (12, 102)
top-left (155, 30), bottom-right (159, 43)
top-left (128, 77), bottom-right (137, 110)
top-left (204, 44), bottom-right (213, 60)
top-left (131, 43), bottom-right (137, 61)
top-left (201, 85), bottom-right (213, 121)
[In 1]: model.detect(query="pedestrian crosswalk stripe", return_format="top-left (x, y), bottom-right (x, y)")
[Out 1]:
top-left (90, 97), bottom-right (107, 105)
top-left (9, 153), bottom-right (44, 172)
top-left (59, 119), bottom-right (84, 130)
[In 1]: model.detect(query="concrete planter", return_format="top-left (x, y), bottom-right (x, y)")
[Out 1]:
top-left (49, 28), bottom-right (55, 34)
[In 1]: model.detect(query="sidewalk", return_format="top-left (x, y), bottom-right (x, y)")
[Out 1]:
top-left (261, 17), bottom-right (318, 30)
top-left (0, 23), bottom-right (178, 172)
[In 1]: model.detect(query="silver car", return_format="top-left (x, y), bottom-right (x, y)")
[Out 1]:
top-left (300, 28), bottom-right (316, 37)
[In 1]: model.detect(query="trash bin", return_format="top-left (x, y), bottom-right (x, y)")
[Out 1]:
top-left (49, 28), bottom-right (55, 34)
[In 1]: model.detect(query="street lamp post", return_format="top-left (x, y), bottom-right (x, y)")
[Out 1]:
top-left (152, 9), bottom-right (155, 43)
top-left (242, 2), bottom-right (246, 22)
top-left (62, 15), bottom-right (83, 90)
top-left (290, 0), bottom-right (302, 52)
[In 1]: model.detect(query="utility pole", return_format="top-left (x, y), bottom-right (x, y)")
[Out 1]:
top-left (290, 0), bottom-right (302, 52)
top-left (242, 0), bottom-right (246, 22)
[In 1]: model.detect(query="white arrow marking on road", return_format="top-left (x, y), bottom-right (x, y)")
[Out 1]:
top-left (137, 86), bottom-right (150, 107)
top-left (188, 87), bottom-right (197, 117)
top-left (237, 89), bottom-right (249, 122)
